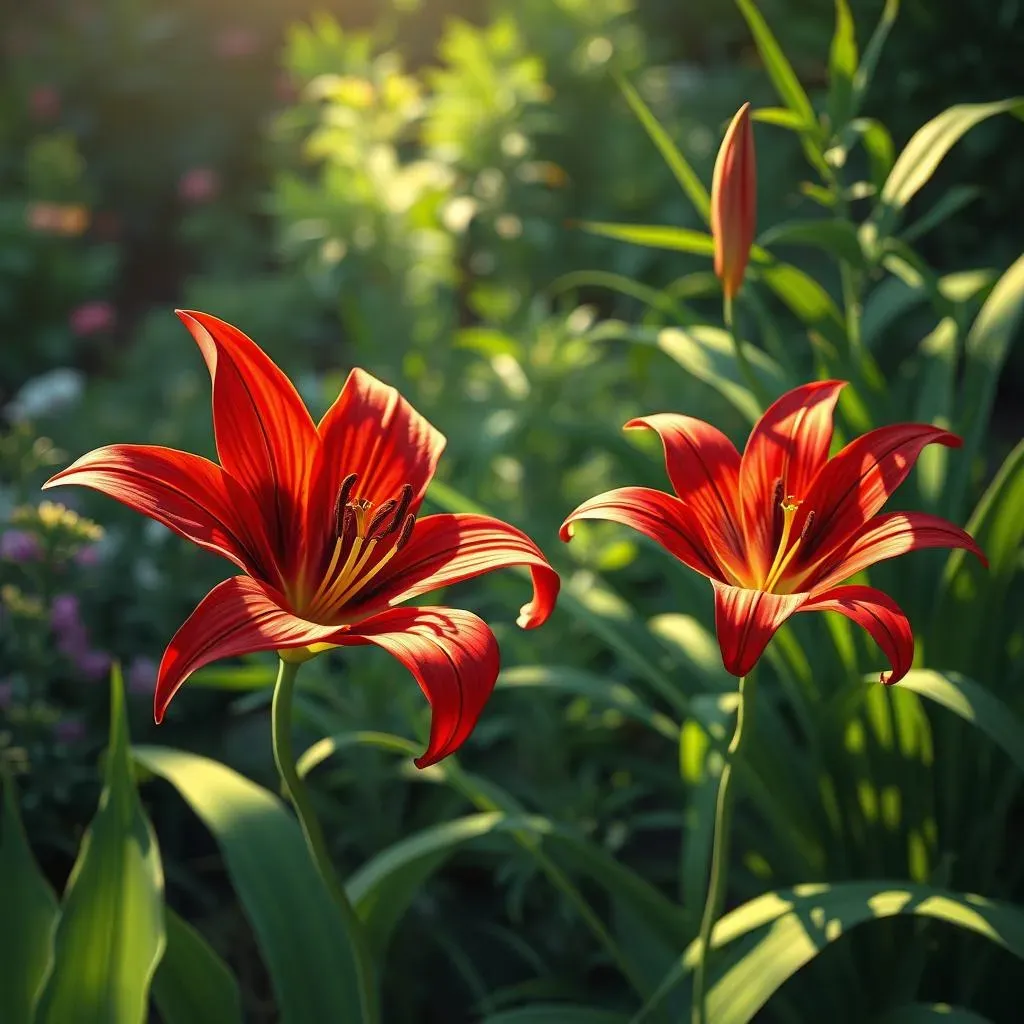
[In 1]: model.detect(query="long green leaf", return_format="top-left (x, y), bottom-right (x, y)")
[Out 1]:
top-left (634, 881), bottom-right (1024, 1023)
top-left (577, 221), bottom-right (714, 256)
top-left (827, 0), bottom-right (858, 130)
top-left (851, 0), bottom-right (899, 114)
top-left (35, 672), bottom-right (165, 1024)
top-left (615, 74), bottom-right (710, 224)
top-left (0, 770), bottom-right (59, 1023)
top-left (483, 1009), bottom-right (631, 1024)
top-left (497, 665), bottom-right (679, 741)
top-left (757, 218), bottom-right (864, 268)
top-left (878, 99), bottom-right (1024, 226)
top-left (586, 321), bottom-right (786, 425)
top-left (949, 253), bottom-right (1024, 516)
top-left (133, 746), bottom-right (373, 1024)
top-left (734, 0), bottom-right (816, 129)
top-left (547, 270), bottom-right (698, 326)
top-left (151, 909), bottom-right (242, 1024)
top-left (895, 671), bottom-right (1024, 776)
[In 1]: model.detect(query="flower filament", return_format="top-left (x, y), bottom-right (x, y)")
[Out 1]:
top-left (306, 475), bottom-right (415, 620)
top-left (762, 493), bottom-right (810, 593)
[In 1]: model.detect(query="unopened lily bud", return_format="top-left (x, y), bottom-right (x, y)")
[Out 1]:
top-left (711, 103), bottom-right (756, 302)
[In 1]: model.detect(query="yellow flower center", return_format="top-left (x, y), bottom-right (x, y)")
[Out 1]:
top-left (762, 494), bottom-right (808, 593)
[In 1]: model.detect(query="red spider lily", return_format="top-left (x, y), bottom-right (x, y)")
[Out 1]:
top-left (44, 311), bottom-right (559, 766)
top-left (711, 102), bottom-right (756, 302)
top-left (561, 380), bottom-right (986, 684)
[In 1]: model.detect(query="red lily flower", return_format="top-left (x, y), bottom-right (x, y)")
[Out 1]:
top-left (44, 311), bottom-right (559, 766)
top-left (560, 380), bottom-right (986, 684)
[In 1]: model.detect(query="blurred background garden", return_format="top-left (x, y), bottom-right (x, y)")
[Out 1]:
top-left (2, 0), bottom-right (1024, 1021)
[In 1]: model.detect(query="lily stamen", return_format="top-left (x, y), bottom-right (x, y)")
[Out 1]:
top-left (762, 496), bottom-right (803, 593)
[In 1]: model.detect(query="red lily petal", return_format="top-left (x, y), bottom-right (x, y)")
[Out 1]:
top-left (800, 584), bottom-right (914, 684)
top-left (315, 367), bottom-right (445, 514)
top-left (176, 310), bottom-right (320, 567)
top-left (711, 581), bottom-right (808, 677)
top-left (155, 576), bottom-right (341, 722)
top-left (796, 423), bottom-right (961, 571)
top-left (625, 414), bottom-right (748, 580)
top-left (807, 511), bottom-right (987, 592)
top-left (738, 380), bottom-right (845, 583)
top-left (353, 513), bottom-right (560, 629)
top-left (43, 444), bottom-right (275, 582)
top-left (560, 485), bottom-right (723, 581)
top-left (334, 606), bottom-right (499, 768)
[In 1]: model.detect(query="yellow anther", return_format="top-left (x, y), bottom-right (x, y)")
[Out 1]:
top-left (762, 495), bottom-right (804, 593)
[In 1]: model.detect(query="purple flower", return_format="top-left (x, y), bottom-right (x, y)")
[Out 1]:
top-left (77, 649), bottom-right (112, 682)
top-left (127, 656), bottom-right (158, 696)
top-left (53, 717), bottom-right (86, 744)
top-left (50, 593), bottom-right (82, 632)
top-left (74, 544), bottom-right (103, 567)
top-left (1, 529), bottom-right (41, 562)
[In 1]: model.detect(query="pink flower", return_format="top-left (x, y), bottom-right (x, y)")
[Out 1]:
top-left (178, 167), bottom-right (220, 205)
top-left (1, 529), bottom-right (42, 562)
top-left (54, 717), bottom-right (86, 744)
top-left (215, 26), bottom-right (259, 59)
top-left (127, 656), bottom-right (158, 695)
top-left (69, 301), bottom-right (116, 337)
top-left (30, 85), bottom-right (60, 122)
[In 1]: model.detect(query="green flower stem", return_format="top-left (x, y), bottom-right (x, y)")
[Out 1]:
top-left (724, 295), bottom-right (770, 413)
top-left (691, 668), bottom-right (758, 1024)
top-left (272, 658), bottom-right (380, 1023)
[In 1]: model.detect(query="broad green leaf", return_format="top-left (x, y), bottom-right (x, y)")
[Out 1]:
top-left (862, 274), bottom-right (928, 348)
top-left (497, 665), bottom-right (679, 741)
top-left (949, 253), bottom-right (1024, 515)
top-left (0, 769), bottom-right (59, 1022)
top-left (189, 663), bottom-right (275, 690)
top-left (827, 0), bottom-right (858, 131)
top-left (734, 0), bottom-right (815, 130)
top-left (878, 99), bottom-right (1024, 226)
top-left (35, 672), bottom-right (165, 1024)
top-left (849, 118), bottom-right (895, 193)
top-left (483, 1008), bottom-right (631, 1024)
top-left (635, 881), bottom-right (1024, 1023)
top-left (705, 884), bottom-right (1024, 1024)
top-left (615, 73), bottom-right (710, 224)
top-left (757, 218), bottom-right (864, 268)
top-left (133, 746), bottom-right (375, 1024)
top-left (895, 671), bottom-right (1024, 776)
top-left (871, 1004), bottom-right (992, 1024)
top-left (851, 0), bottom-right (899, 114)
top-left (577, 221), bottom-right (714, 257)
top-left (151, 909), bottom-right (242, 1024)
top-left (298, 730), bottom-right (421, 778)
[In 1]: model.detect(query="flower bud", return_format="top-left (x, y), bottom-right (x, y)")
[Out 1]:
top-left (711, 103), bottom-right (756, 302)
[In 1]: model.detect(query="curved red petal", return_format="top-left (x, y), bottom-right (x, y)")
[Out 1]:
top-left (560, 485), bottom-right (724, 581)
top-left (43, 444), bottom-right (276, 581)
top-left (711, 581), bottom-right (808, 677)
top-left (315, 367), bottom-right (445, 513)
top-left (355, 513), bottom-right (560, 629)
top-left (807, 511), bottom-right (987, 592)
top-left (625, 414), bottom-right (747, 579)
top-left (800, 584), bottom-right (914, 684)
top-left (155, 576), bottom-right (337, 722)
top-left (334, 606), bottom-right (499, 768)
top-left (796, 423), bottom-right (962, 571)
top-left (176, 310), bottom-right (320, 570)
top-left (738, 380), bottom-right (845, 583)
